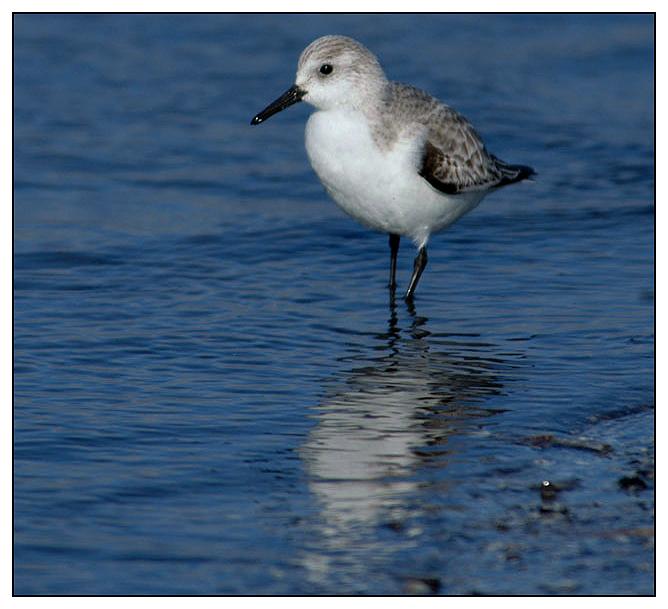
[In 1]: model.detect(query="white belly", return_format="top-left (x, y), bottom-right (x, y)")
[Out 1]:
top-left (304, 109), bottom-right (485, 246)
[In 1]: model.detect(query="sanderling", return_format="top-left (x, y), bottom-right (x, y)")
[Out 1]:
top-left (251, 35), bottom-right (534, 300)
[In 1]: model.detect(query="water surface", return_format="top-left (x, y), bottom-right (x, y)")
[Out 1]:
top-left (14, 14), bottom-right (654, 595)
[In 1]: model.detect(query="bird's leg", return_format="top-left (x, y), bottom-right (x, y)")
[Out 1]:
top-left (405, 246), bottom-right (428, 301)
top-left (388, 234), bottom-right (400, 292)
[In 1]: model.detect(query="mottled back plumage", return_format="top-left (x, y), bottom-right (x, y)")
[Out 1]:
top-left (374, 82), bottom-right (534, 194)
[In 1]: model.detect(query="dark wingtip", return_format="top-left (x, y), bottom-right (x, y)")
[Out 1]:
top-left (495, 162), bottom-right (537, 187)
top-left (519, 165), bottom-right (537, 181)
top-left (250, 115), bottom-right (262, 126)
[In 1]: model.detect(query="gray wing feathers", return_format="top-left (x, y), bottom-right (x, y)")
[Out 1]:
top-left (382, 83), bottom-right (533, 194)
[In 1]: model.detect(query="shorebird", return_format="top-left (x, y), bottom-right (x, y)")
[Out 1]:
top-left (251, 35), bottom-right (534, 300)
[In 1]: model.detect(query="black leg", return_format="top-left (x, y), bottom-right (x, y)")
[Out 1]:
top-left (388, 234), bottom-right (400, 291)
top-left (405, 246), bottom-right (428, 301)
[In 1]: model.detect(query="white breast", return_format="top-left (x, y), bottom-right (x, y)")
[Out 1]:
top-left (305, 109), bottom-right (486, 246)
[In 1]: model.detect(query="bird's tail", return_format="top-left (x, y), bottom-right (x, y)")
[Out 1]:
top-left (492, 156), bottom-right (537, 187)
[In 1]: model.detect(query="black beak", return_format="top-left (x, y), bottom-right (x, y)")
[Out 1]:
top-left (250, 85), bottom-right (306, 125)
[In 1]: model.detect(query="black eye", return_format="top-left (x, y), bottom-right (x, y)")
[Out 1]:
top-left (319, 63), bottom-right (333, 75)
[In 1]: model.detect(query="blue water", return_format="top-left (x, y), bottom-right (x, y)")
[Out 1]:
top-left (14, 14), bottom-right (654, 595)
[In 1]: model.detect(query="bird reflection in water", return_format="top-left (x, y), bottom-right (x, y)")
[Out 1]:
top-left (298, 297), bottom-right (516, 589)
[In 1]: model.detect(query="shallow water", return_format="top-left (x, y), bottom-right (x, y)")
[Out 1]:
top-left (14, 14), bottom-right (654, 594)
